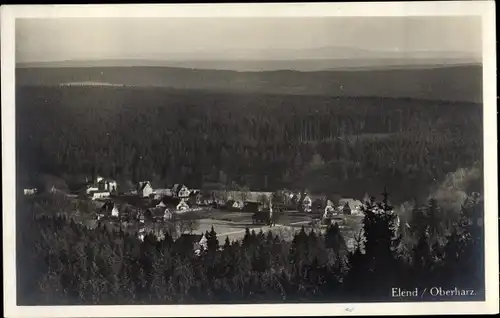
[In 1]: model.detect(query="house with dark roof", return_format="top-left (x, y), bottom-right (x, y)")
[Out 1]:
top-left (145, 207), bottom-right (173, 222)
top-left (138, 181), bottom-right (153, 198)
top-left (172, 184), bottom-right (190, 199)
top-left (158, 196), bottom-right (181, 206)
top-left (101, 201), bottom-right (120, 217)
top-left (157, 196), bottom-right (191, 211)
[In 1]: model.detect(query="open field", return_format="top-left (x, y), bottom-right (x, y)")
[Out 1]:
top-left (193, 210), bottom-right (364, 249)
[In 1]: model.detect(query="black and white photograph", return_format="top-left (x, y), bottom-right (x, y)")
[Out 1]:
top-left (2, 2), bottom-right (498, 317)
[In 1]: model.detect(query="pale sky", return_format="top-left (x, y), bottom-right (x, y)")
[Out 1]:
top-left (16, 17), bottom-right (482, 62)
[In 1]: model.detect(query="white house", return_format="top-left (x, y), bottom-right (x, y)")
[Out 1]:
top-left (172, 184), bottom-right (191, 198)
top-left (99, 179), bottom-right (118, 193)
top-left (138, 228), bottom-right (146, 241)
top-left (91, 191), bottom-right (110, 200)
top-left (195, 234), bottom-right (208, 256)
top-left (23, 188), bottom-right (37, 196)
top-left (86, 186), bottom-right (99, 194)
top-left (323, 200), bottom-right (336, 218)
top-left (302, 195), bottom-right (312, 212)
top-left (164, 209), bottom-right (173, 221)
top-left (230, 200), bottom-right (244, 210)
top-left (176, 199), bottom-right (190, 211)
top-left (138, 181), bottom-right (153, 198)
top-left (101, 201), bottom-right (119, 217)
top-left (111, 205), bottom-right (120, 217)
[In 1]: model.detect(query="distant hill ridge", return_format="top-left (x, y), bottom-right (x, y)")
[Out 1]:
top-left (16, 64), bottom-right (482, 103)
top-left (17, 57), bottom-right (479, 71)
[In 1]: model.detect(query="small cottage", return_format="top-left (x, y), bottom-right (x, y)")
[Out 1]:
top-left (101, 201), bottom-right (120, 217)
top-left (138, 228), bottom-right (146, 241)
top-left (23, 188), bottom-right (37, 196)
top-left (91, 191), bottom-right (110, 200)
top-left (98, 179), bottom-right (118, 193)
top-left (226, 199), bottom-right (244, 210)
top-left (323, 203), bottom-right (336, 219)
top-left (164, 209), bottom-right (174, 221)
top-left (176, 199), bottom-right (190, 211)
top-left (301, 195), bottom-right (312, 213)
top-left (138, 181), bottom-right (153, 198)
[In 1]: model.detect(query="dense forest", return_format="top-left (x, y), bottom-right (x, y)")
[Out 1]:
top-left (16, 86), bottom-right (482, 204)
top-left (17, 191), bottom-right (484, 305)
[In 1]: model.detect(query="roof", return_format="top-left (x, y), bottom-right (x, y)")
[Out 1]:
top-left (146, 207), bottom-right (169, 218)
top-left (98, 178), bottom-right (116, 183)
top-left (189, 191), bottom-right (198, 197)
top-left (339, 198), bottom-right (363, 209)
top-left (156, 201), bottom-right (167, 208)
top-left (140, 181), bottom-right (152, 190)
top-left (172, 184), bottom-right (189, 196)
top-left (154, 188), bottom-right (172, 195)
top-left (161, 196), bottom-right (182, 206)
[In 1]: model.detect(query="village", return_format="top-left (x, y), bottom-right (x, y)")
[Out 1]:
top-left (23, 175), bottom-right (396, 255)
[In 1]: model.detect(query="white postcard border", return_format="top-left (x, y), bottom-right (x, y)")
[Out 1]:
top-left (2, 2), bottom-right (498, 317)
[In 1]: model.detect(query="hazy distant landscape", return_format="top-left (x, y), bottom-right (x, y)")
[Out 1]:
top-left (17, 63), bottom-right (482, 103)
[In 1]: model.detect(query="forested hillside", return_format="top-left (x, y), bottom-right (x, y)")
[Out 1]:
top-left (16, 85), bottom-right (482, 204)
top-left (16, 64), bottom-right (482, 103)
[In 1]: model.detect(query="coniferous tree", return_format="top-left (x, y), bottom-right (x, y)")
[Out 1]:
top-left (357, 189), bottom-right (401, 296)
top-left (207, 226), bottom-right (219, 254)
top-left (426, 198), bottom-right (442, 244)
